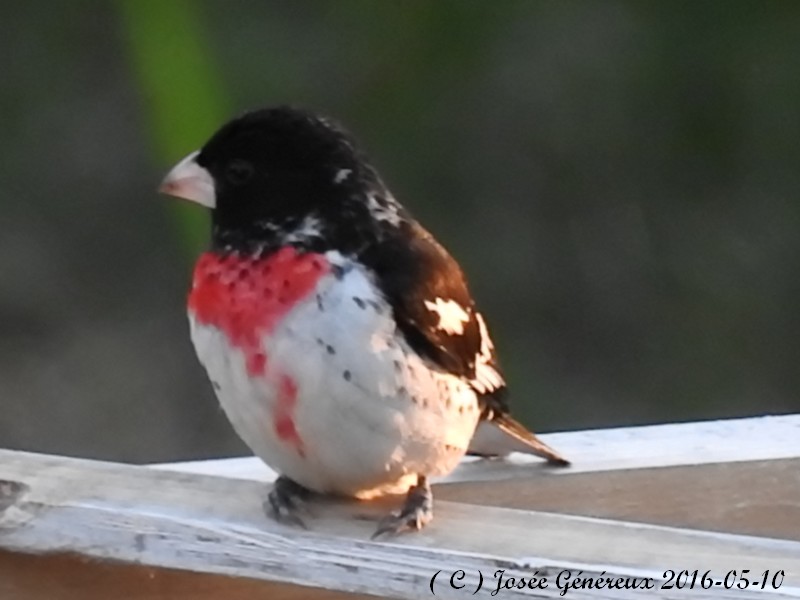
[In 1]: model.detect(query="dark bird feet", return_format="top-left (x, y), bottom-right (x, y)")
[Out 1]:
top-left (265, 475), bottom-right (313, 529)
top-left (267, 474), bottom-right (434, 538)
top-left (372, 476), bottom-right (433, 539)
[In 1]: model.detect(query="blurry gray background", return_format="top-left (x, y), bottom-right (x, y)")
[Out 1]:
top-left (1, 1), bottom-right (797, 463)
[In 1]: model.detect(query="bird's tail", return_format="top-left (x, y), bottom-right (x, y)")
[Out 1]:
top-left (467, 415), bottom-right (570, 466)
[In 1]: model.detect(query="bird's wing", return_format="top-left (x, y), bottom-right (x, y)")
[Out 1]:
top-left (360, 222), bottom-right (570, 466)
top-left (359, 222), bottom-right (507, 407)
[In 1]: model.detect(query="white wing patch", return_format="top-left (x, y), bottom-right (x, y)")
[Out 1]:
top-left (333, 168), bottom-right (352, 184)
top-left (283, 215), bottom-right (322, 244)
top-left (367, 193), bottom-right (403, 227)
top-left (424, 297), bottom-right (471, 335)
top-left (470, 313), bottom-right (504, 393)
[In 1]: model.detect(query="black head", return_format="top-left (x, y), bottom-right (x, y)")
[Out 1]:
top-left (160, 106), bottom-right (392, 253)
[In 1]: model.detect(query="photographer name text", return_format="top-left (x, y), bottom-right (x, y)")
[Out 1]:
top-left (429, 568), bottom-right (786, 596)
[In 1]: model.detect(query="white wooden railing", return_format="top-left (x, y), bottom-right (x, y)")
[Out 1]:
top-left (1, 415), bottom-right (798, 599)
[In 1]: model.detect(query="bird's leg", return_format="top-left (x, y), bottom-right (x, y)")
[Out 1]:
top-left (265, 475), bottom-right (313, 529)
top-left (372, 475), bottom-right (433, 539)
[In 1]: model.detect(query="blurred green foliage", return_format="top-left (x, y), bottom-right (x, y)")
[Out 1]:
top-left (119, 0), bottom-right (230, 254)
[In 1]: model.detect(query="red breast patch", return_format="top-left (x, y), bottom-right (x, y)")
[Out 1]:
top-left (188, 247), bottom-right (329, 457)
top-left (189, 247), bottom-right (330, 376)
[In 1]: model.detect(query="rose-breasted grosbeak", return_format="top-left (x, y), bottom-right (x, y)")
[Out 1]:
top-left (159, 107), bottom-right (568, 537)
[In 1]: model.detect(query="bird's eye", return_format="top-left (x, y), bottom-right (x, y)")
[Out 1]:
top-left (225, 160), bottom-right (254, 185)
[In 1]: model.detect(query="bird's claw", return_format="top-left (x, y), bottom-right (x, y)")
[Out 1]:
top-left (371, 507), bottom-right (432, 539)
top-left (371, 477), bottom-right (433, 539)
top-left (265, 476), bottom-right (313, 529)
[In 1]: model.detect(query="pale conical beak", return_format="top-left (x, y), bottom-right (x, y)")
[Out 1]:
top-left (158, 150), bottom-right (216, 208)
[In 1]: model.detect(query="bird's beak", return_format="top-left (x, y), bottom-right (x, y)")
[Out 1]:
top-left (159, 150), bottom-right (216, 209)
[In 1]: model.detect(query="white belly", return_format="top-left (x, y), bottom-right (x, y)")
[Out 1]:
top-left (189, 256), bottom-right (480, 498)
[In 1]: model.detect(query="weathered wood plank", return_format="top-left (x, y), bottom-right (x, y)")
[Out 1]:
top-left (153, 414), bottom-right (800, 484)
top-left (0, 550), bottom-right (371, 600)
top-left (1, 449), bottom-right (798, 599)
top-left (436, 459), bottom-right (800, 542)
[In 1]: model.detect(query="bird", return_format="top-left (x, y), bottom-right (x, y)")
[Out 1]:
top-left (159, 106), bottom-right (569, 537)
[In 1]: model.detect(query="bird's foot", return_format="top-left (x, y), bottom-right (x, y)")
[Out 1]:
top-left (265, 475), bottom-right (313, 529)
top-left (372, 476), bottom-right (433, 539)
